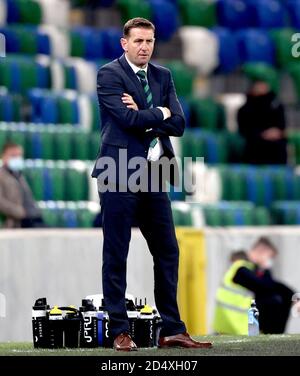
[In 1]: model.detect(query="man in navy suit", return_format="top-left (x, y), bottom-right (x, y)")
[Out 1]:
top-left (92, 18), bottom-right (212, 351)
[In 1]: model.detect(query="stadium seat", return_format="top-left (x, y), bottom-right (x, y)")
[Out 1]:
top-left (253, 207), bottom-right (271, 226)
top-left (287, 0), bottom-right (300, 28)
top-left (217, 0), bottom-right (253, 29)
top-left (219, 166), bottom-right (247, 201)
top-left (189, 97), bottom-right (226, 131)
top-left (0, 93), bottom-right (22, 122)
top-left (147, 0), bottom-right (179, 40)
top-left (65, 161), bottom-right (89, 201)
top-left (117, 0), bottom-right (152, 25)
top-left (23, 161), bottom-right (44, 200)
top-left (179, 27), bottom-right (219, 75)
top-left (236, 29), bottom-right (275, 66)
top-left (178, 0), bottom-right (217, 28)
top-left (270, 28), bottom-right (298, 68)
top-left (54, 128), bottom-right (73, 160)
top-left (218, 93), bottom-right (246, 133)
top-left (76, 201), bottom-right (100, 228)
top-left (39, 201), bottom-right (61, 227)
top-left (72, 130), bottom-right (90, 160)
top-left (171, 202), bottom-right (193, 226)
top-left (245, 167), bottom-right (273, 207)
top-left (212, 27), bottom-right (240, 73)
top-left (250, 0), bottom-right (285, 28)
top-left (48, 164), bottom-right (65, 200)
top-left (164, 60), bottom-right (196, 97)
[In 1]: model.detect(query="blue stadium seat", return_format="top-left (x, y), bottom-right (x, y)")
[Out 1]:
top-left (10, 61), bottom-right (21, 92)
top-left (72, 27), bottom-right (105, 59)
top-left (37, 32), bottom-right (51, 55)
top-left (36, 62), bottom-right (50, 88)
top-left (245, 167), bottom-right (273, 206)
top-left (6, 0), bottom-right (20, 23)
top-left (63, 208), bottom-right (78, 228)
top-left (287, 0), bottom-right (300, 28)
top-left (0, 27), bottom-right (20, 53)
top-left (31, 132), bottom-right (43, 159)
top-left (212, 27), bottom-right (240, 73)
top-left (236, 29), bottom-right (275, 65)
top-left (250, 0), bottom-right (285, 28)
top-left (40, 96), bottom-right (58, 124)
top-left (0, 95), bottom-right (14, 121)
top-left (101, 28), bottom-right (123, 59)
top-left (217, 0), bottom-right (253, 29)
top-left (43, 168), bottom-right (54, 201)
top-left (147, 0), bottom-right (179, 40)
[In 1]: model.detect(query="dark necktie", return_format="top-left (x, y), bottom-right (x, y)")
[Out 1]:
top-left (136, 69), bottom-right (153, 109)
top-left (136, 69), bottom-right (158, 149)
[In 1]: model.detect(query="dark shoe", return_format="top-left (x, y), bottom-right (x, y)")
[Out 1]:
top-left (158, 332), bottom-right (212, 349)
top-left (113, 332), bottom-right (138, 351)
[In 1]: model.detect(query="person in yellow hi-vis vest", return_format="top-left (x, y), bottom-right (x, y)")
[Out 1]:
top-left (213, 237), bottom-right (295, 335)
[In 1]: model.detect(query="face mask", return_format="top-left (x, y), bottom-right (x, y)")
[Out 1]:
top-left (7, 156), bottom-right (24, 172)
top-left (264, 258), bottom-right (274, 269)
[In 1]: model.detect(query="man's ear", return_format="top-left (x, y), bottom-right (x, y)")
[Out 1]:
top-left (120, 37), bottom-right (128, 52)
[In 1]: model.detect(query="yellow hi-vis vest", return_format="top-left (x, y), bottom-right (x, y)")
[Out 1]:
top-left (213, 260), bottom-right (255, 335)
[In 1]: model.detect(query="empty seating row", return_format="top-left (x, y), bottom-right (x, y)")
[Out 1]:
top-left (180, 27), bottom-right (299, 74)
top-left (20, 159), bottom-right (91, 201)
top-left (38, 200), bottom-right (100, 228)
top-left (1, 0), bottom-right (69, 27)
top-left (71, 0), bottom-right (300, 30)
top-left (0, 55), bottom-right (99, 94)
top-left (0, 123), bottom-right (100, 161)
top-left (0, 25), bottom-right (124, 59)
top-left (171, 201), bottom-right (271, 227)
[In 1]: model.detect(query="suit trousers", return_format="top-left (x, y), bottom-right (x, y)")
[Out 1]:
top-left (99, 183), bottom-right (186, 339)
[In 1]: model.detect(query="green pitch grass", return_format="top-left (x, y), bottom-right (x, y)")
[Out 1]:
top-left (0, 335), bottom-right (300, 356)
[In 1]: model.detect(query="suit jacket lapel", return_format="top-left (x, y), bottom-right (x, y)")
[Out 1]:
top-left (118, 53), bottom-right (148, 109)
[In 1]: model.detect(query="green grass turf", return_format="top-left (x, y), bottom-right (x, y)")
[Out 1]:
top-left (0, 335), bottom-right (300, 356)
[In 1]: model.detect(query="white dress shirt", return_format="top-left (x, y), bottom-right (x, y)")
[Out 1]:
top-left (125, 54), bottom-right (170, 162)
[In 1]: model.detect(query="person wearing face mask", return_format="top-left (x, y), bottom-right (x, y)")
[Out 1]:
top-left (237, 80), bottom-right (287, 165)
top-left (0, 142), bottom-right (44, 228)
top-left (213, 237), bottom-right (294, 335)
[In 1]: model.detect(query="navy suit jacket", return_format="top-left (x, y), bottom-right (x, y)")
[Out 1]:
top-left (91, 53), bottom-right (185, 187)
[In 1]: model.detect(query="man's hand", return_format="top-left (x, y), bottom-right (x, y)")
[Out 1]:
top-left (261, 128), bottom-right (284, 141)
top-left (122, 93), bottom-right (138, 111)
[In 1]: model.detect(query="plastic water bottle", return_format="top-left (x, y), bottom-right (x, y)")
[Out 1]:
top-left (248, 300), bottom-right (260, 336)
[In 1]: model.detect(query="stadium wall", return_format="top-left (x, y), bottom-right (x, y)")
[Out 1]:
top-left (0, 228), bottom-right (299, 342)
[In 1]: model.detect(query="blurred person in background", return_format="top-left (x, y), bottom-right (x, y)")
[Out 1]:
top-left (213, 237), bottom-right (294, 335)
top-left (237, 80), bottom-right (287, 165)
top-left (0, 142), bottom-right (44, 228)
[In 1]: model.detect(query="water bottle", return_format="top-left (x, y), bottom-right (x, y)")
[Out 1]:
top-left (32, 297), bottom-right (50, 348)
top-left (49, 306), bottom-right (64, 348)
top-left (248, 300), bottom-right (259, 336)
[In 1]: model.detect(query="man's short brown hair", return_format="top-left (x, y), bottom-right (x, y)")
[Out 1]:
top-left (252, 237), bottom-right (278, 255)
top-left (1, 141), bottom-right (22, 156)
top-left (123, 17), bottom-right (155, 37)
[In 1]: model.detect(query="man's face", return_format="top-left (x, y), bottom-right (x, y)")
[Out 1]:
top-left (248, 245), bottom-right (276, 269)
top-left (2, 146), bottom-right (23, 167)
top-left (121, 27), bottom-right (155, 68)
